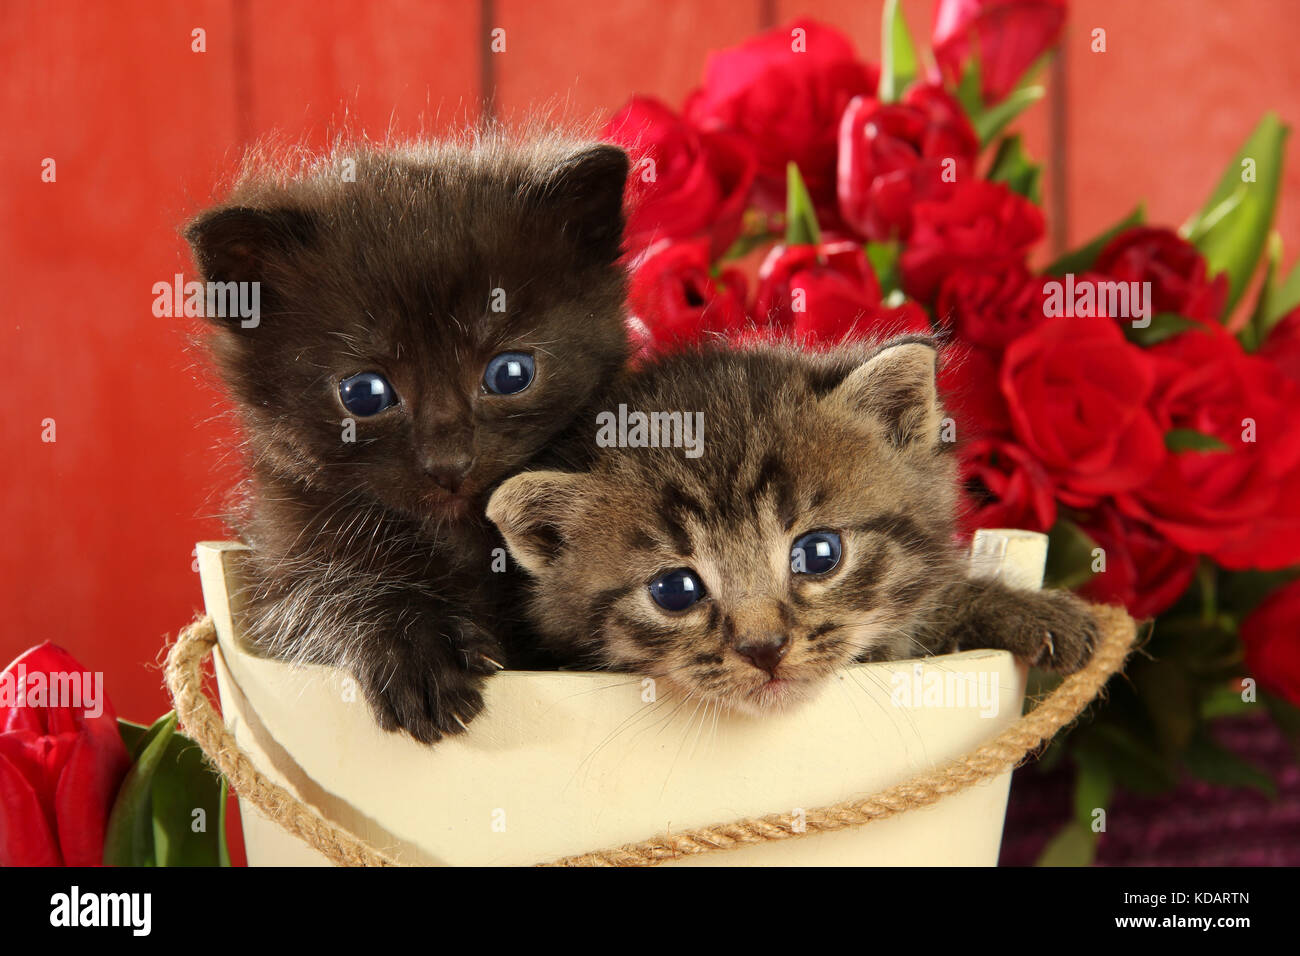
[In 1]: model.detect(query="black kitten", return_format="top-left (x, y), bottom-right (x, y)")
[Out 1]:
top-left (186, 135), bottom-right (630, 742)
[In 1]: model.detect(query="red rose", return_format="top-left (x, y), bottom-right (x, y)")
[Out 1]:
top-left (685, 18), bottom-right (877, 216)
top-left (755, 240), bottom-right (880, 325)
top-left (0, 643), bottom-right (130, 866)
top-left (1211, 322), bottom-right (1300, 566)
top-left (1259, 307), bottom-right (1300, 386)
top-left (958, 438), bottom-right (1057, 536)
top-left (602, 96), bottom-right (758, 260)
top-left (1077, 506), bottom-right (1198, 619)
top-left (900, 181), bottom-right (1044, 302)
top-left (935, 265), bottom-right (1043, 352)
top-left (933, 0), bottom-right (1067, 103)
top-left (938, 344), bottom-right (1013, 440)
top-left (1037, 270), bottom-right (1134, 322)
top-left (1117, 327), bottom-right (1300, 567)
top-left (627, 238), bottom-right (748, 352)
top-left (1212, 453), bottom-right (1300, 571)
top-left (1000, 316), bottom-right (1165, 506)
top-left (1241, 579), bottom-right (1300, 707)
top-left (753, 240), bottom-right (931, 344)
top-left (1093, 226), bottom-right (1228, 325)
top-left (837, 84), bottom-right (979, 241)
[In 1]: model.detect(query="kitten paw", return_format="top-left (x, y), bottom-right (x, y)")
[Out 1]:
top-left (356, 620), bottom-right (502, 744)
top-left (454, 621), bottom-right (509, 676)
top-left (1021, 591), bottom-right (1099, 674)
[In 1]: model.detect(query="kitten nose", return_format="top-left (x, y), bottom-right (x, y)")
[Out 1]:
top-left (735, 635), bottom-right (790, 675)
top-left (422, 454), bottom-right (472, 492)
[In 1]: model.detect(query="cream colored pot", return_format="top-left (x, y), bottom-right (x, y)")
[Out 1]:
top-left (197, 529), bottom-right (1045, 866)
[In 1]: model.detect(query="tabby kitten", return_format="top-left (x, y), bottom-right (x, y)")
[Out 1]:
top-left (186, 136), bottom-right (630, 741)
top-left (487, 339), bottom-right (1099, 714)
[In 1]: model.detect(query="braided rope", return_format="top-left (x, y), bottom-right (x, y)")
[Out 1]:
top-left (165, 618), bottom-right (399, 867)
top-left (165, 603), bottom-right (1137, 867)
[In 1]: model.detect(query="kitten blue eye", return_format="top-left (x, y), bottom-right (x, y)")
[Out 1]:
top-left (483, 352), bottom-right (535, 395)
top-left (649, 568), bottom-right (706, 612)
top-left (791, 531), bottom-right (842, 575)
top-left (339, 372), bottom-right (397, 417)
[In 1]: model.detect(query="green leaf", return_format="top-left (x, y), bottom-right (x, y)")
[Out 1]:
top-left (1044, 519), bottom-right (1098, 591)
top-left (1264, 259), bottom-right (1300, 327)
top-left (784, 163), bottom-right (821, 247)
top-left (1201, 683), bottom-right (1254, 719)
top-left (986, 134), bottom-right (1042, 203)
top-left (975, 86), bottom-right (1045, 146)
top-left (104, 712), bottom-right (178, 866)
top-left (1184, 112), bottom-right (1289, 316)
top-left (1183, 731), bottom-right (1277, 797)
top-left (1045, 206), bottom-right (1144, 275)
top-left (952, 48), bottom-right (1044, 145)
top-left (955, 51), bottom-right (983, 121)
top-left (1242, 232), bottom-right (1281, 351)
top-left (118, 718), bottom-right (151, 758)
top-left (1164, 428), bottom-right (1230, 453)
top-left (719, 230), bottom-right (776, 263)
top-left (103, 711), bottom-right (230, 867)
top-left (1123, 311), bottom-right (1198, 346)
top-left (1036, 821), bottom-right (1097, 867)
top-left (1245, 232), bottom-right (1300, 349)
top-left (1182, 186), bottom-right (1246, 245)
top-left (1072, 751), bottom-right (1113, 831)
top-left (865, 240), bottom-right (901, 295)
top-left (217, 777), bottom-right (232, 868)
top-left (149, 732), bottom-right (229, 866)
top-left (879, 0), bottom-right (918, 103)
top-left (1014, 50), bottom-right (1054, 92)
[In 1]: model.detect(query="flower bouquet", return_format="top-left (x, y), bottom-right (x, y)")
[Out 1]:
top-left (600, 0), bottom-right (1300, 861)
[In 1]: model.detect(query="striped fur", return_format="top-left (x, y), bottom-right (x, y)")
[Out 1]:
top-left (490, 339), bottom-right (1099, 714)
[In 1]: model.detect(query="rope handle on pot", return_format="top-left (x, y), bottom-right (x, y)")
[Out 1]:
top-left (164, 603), bottom-right (1139, 867)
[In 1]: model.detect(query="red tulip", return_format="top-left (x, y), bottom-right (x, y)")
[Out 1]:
top-left (837, 84), bottom-right (979, 241)
top-left (0, 643), bottom-right (131, 866)
top-left (933, 0), bottom-right (1067, 104)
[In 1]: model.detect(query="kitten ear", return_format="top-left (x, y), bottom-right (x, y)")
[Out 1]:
top-left (184, 205), bottom-right (317, 289)
top-left (487, 470), bottom-right (588, 575)
top-left (826, 340), bottom-right (942, 448)
top-left (535, 144), bottom-right (629, 264)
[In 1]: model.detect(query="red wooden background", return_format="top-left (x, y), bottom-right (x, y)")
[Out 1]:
top-left (4, 0), bottom-right (1300, 728)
